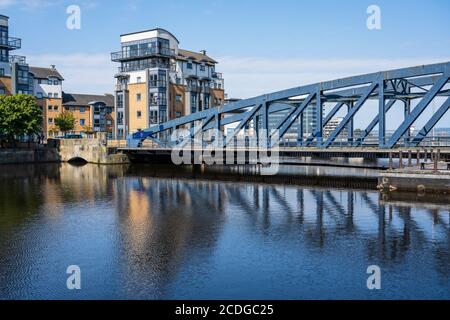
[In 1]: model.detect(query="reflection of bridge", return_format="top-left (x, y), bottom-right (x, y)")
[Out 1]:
top-left (127, 62), bottom-right (450, 149)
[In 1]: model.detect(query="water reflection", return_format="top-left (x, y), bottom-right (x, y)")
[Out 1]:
top-left (0, 163), bottom-right (449, 299)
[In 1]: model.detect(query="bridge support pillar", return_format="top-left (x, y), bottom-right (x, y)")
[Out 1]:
top-left (404, 94), bottom-right (411, 147)
top-left (316, 89), bottom-right (323, 147)
top-left (347, 102), bottom-right (354, 146)
top-left (378, 77), bottom-right (386, 148)
top-left (297, 113), bottom-right (304, 147)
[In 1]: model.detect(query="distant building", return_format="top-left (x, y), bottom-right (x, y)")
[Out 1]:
top-left (29, 66), bottom-right (64, 137)
top-left (62, 93), bottom-right (115, 138)
top-left (111, 28), bottom-right (225, 140)
top-left (323, 117), bottom-right (348, 139)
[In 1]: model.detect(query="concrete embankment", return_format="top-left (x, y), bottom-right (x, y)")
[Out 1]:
top-left (378, 169), bottom-right (450, 194)
top-left (0, 134), bottom-right (129, 165)
top-left (0, 148), bottom-right (60, 164)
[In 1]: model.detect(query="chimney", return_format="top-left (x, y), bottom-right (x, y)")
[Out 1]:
top-left (200, 50), bottom-right (207, 55)
top-left (50, 65), bottom-right (56, 69)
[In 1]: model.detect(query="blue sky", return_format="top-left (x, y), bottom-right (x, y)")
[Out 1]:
top-left (1, 0), bottom-right (450, 128)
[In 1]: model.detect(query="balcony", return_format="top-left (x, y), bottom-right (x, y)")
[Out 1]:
top-left (118, 63), bottom-right (171, 73)
top-left (111, 47), bottom-right (175, 62)
top-left (9, 55), bottom-right (26, 65)
top-left (0, 37), bottom-right (22, 50)
top-left (149, 80), bottom-right (167, 88)
top-left (212, 72), bottom-right (223, 79)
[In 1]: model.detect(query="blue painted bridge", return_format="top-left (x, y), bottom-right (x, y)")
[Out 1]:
top-left (126, 62), bottom-right (450, 149)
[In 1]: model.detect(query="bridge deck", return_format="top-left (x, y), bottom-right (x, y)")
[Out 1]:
top-left (119, 147), bottom-right (450, 161)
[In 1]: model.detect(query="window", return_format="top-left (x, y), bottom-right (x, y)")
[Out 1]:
top-left (54, 93), bottom-right (59, 98)
top-left (38, 79), bottom-right (43, 84)
top-left (80, 119), bottom-right (85, 126)
top-left (48, 93), bottom-right (53, 98)
top-left (137, 77), bottom-right (142, 83)
top-left (48, 79), bottom-right (52, 85)
top-left (0, 88), bottom-right (5, 95)
top-left (176, 95), bottom-right (182, 102)
top-left (53, 106), bottom-right (58, 111)
top-left (0, 68), bottom-right (4, 76)
top-left (48, 105), bottom-right (52, 111)
top-left (53, 80), bottom-right (59, 85)
top-left (48, 118), bottom-right (53, 124)
top-left (175, 112), bottom-right (181, 118)
top-left (80, 107), bottom-right (85, 113)
top-left (137, 111), bottom-right (142, 118)
top-left (200, 65), bottom-right (206, 71)
top-left (187, 62), bottom-right (193, 70)
top-left (136, 93), bottom-right (141, 101)
top-left (36, 92), bottom-right (43, 99)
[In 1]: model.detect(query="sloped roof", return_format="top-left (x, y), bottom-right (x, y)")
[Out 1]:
top-left (177, 49), bottom-right (217, 64)
top-left (62, 92), bottom-right (114, 107)
top-left (29, 66), bottom-right (64, 80)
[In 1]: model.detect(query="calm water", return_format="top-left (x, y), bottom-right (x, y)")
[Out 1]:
top-left (0, 163), bottom-right (449, 300)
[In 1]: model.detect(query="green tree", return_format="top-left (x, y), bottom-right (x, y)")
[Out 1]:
top-left (0, 94), bottom-right (42, 146)
top-left (54, 111), bottom-right (75, 135)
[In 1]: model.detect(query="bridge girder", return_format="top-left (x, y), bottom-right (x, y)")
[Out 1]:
top-left (126, 62), bottom-right (450, 149)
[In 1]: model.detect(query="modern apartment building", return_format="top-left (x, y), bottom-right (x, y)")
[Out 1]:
top-left (0, 15), bottom-right (32, 96)
top-left (111, 28), bottom-right (225, 139)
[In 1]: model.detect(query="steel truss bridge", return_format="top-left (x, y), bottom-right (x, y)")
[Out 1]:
top-left (127, 62), bottom-right (450, 149)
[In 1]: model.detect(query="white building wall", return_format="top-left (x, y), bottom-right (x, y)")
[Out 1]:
top-left (33, 78), bottom-right (62, 98)
top-left (127, 70), bottom-right (147, 84)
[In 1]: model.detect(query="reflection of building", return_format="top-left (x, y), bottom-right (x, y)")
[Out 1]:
top-left (111, 28), bottom-right (225, 140)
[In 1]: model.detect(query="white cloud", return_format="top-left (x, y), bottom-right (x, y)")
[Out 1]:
top-left (218, 56), bottom-right (450, 99)
top-left (0, 0), bottom-right (63, 9)
top-left (25, 53), bottom-right (450, 105)
top-left (26, 53), bottom-right (116, 95)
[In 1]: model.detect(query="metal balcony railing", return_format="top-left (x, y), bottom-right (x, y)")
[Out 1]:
top-left (111, 47), bottom-right (175, 61)
top-left (0, 37), bottom-right (21, 50)
top-left (9, 55), bottom-right (27, 64)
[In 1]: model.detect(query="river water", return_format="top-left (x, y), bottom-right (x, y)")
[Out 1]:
top-left (0, 163), bottom-right (449, 300)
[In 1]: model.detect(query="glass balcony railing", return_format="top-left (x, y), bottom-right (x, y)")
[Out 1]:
top-left (149, 80), bottom-right (167, 88)
top-left (212, 72), bottom-right (222, 79)
top-left (0, 37), bottom-right (22, 50)
top-left (111, 47), bottom-right (175, 61)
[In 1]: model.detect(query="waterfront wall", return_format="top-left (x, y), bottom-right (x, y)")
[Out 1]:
top-left (0, 148), bottom-right (60, 164)
top-left (48, 133), bottom-right (129, 165)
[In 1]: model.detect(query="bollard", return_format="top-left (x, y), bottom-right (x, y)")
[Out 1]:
top-left (408, 150), bottom-right (412, 167)
top-left (433, 150), bottom-right (438, 173)
top-left (389, 152), bottom-right (393, 170)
